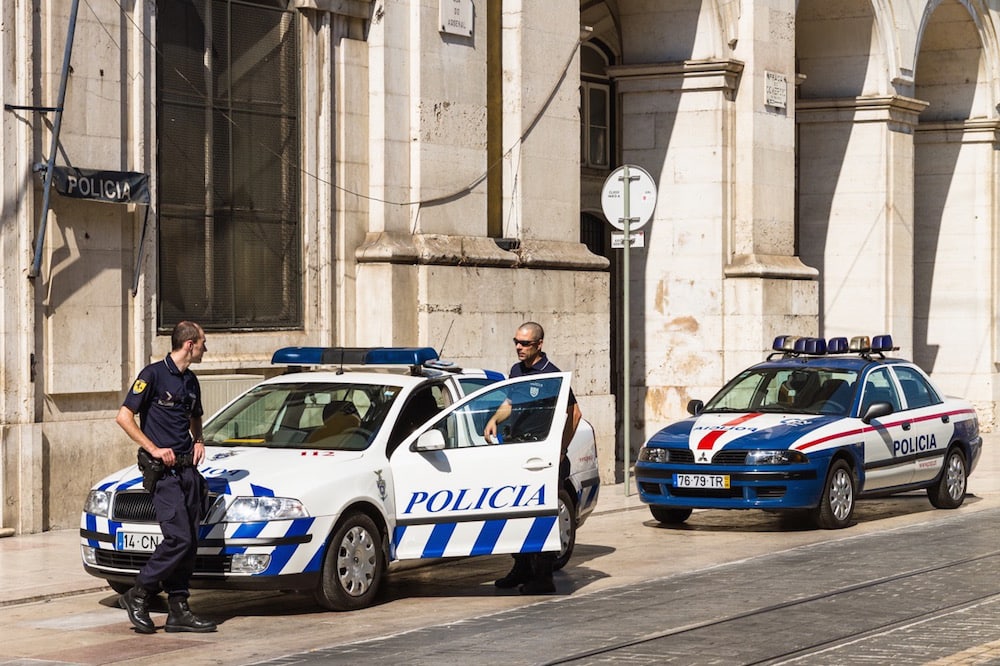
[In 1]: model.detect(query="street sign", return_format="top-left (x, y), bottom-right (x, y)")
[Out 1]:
top-left (612, 231), bottom-right (645, 248)
top-left (601, 165), bottom-right (656, 230)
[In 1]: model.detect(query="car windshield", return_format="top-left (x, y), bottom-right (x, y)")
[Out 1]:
top-left (202, 381), bottom-right (402, 450)
top-left (703, 367), bottom-right (859, 416)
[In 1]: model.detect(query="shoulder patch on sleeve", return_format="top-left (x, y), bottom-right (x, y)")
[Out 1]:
top-left (131, 379), bottom-right (148, 394)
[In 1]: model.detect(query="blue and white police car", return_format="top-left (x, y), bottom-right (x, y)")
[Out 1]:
top-left (81, 347), bottom-right (600, 610)
top-left (635, 335), bottom-right (982, 529)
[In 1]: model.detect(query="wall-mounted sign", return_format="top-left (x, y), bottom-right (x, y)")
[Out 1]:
top-left (765, 71), bottom-right (787, 109)
top-left (440, 0), bottom-right (473, 37)
top-left (52, 167), bottom-right (150, 204)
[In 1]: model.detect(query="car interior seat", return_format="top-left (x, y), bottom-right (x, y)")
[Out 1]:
top-left (307, 400), bottom-right (361, 443)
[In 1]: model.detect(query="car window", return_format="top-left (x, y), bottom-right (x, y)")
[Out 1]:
top-left (424, 375), bottom-right (564, 449)
top-left (705, 367), bottom-right (856, 415)
top-left (458, 376), bottom-right (502, 394)
top-left (860, 368), bottom-right (901, 413)
top-left (386, 385), bottom-right (449, 455)
top-left (893, 366), bottom-right (941, 409)
top-left (202, 382), bottom-right (401, 450)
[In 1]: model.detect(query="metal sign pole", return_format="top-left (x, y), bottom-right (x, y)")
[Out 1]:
top-left (622, 165), bottom-right (633, 495)
top-left (600, 164), bottom-right (655, 498)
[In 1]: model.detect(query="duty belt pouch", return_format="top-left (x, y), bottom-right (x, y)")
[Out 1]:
top-left (136, 448), bottom-right (165, 493)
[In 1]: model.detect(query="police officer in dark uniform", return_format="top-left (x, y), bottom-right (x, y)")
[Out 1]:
top-left (484, 322), bottom-right (582, 594)
top-left (116, 320), bottom-right (216, 634)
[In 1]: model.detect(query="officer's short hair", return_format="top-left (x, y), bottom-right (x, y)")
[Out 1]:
top-left (519, 321), bottom-right (544, 342)
top-left (171, 321), bottom-right (203, 351)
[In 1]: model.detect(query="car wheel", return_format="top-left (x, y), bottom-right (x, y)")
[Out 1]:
top-left (928, 447), bottom-right (967, 509)
top-left (649, 506), bottom-right (693, 524)
top-left (553, 488), bottom-right (577, 571)
top-left (813, 459), bottom-right (855, 529)
top-left (314, 512), bottom-right (384, 611)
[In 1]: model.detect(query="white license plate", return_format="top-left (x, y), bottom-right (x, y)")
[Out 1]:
top-left (673, 473), bottom-right (730, 489)
top-left (116, 531), bottom-right (163, 552)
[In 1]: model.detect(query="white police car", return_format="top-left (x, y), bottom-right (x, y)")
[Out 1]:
top-left (635, 335), bottom-right (982, 529)
top-left (81, 347), bottom-right (600, 610)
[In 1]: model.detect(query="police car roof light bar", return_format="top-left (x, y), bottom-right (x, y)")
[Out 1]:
top-left (271, 346), bottom-right (440, 366)
top-left (848, 336), bottom-right (871, 353)
top-left (826, 337), bottom-right (849, 354)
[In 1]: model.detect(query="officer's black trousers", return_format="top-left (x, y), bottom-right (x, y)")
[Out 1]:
top-left (136, 466), bottom-right (204, 597)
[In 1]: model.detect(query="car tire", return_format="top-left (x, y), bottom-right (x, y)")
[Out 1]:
top-left (314, 511), bottom-right (384, 611)
top-left (812, 459), bottom-right (855, 529)
top-left (928, 447), bottom-right (967, 509)
top-left (649, 506), bottom-right (693, 524)
top-left (553, 487), bottom-right (577, 571)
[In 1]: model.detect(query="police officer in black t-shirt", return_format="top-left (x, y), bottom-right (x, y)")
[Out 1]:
top-left (116, 321), bottom-right (216, 634)
top-left (484, 322), bottom-right (582, 595)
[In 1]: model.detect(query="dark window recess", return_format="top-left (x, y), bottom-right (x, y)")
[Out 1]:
top-left (157, 0), bottom-right (300, 330)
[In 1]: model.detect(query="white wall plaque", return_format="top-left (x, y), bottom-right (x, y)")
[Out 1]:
top-left (765, 71), bottom-right (787, 109)
top-left (440, 0), bottom-right (473, 37)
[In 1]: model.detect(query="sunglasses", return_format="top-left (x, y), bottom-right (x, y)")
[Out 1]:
top-left (513, 338), bottom-right (539, 347)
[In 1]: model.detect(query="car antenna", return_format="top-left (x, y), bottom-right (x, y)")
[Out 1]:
top-left (438, 319), bottom-right (455, 360)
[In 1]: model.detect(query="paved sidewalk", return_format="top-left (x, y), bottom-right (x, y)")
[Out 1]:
top-left (1, 433), bottom-right (996, 608)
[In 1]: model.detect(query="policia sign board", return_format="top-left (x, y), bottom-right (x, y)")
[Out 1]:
top-left (52, 166), bottom-right (150, 205)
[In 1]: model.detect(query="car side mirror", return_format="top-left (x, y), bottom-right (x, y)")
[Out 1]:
top-left (687, 399), bottom-right (704, 416)
top-left (862, 401), bottom-right (893, 424)
top-left (413, 429), bottom-right (446, 452)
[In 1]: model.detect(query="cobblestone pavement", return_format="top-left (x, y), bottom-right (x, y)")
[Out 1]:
top-left (255, 505), bottom-right (1000, 666)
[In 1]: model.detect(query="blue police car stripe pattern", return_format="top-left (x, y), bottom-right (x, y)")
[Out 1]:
top-left (392, 515), bottom-right (560, 559)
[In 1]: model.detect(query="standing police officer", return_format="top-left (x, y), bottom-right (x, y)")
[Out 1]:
top-left (115, 321), bottom-right (216, 634)
top-left (485, 321), bottom-right (582, 594)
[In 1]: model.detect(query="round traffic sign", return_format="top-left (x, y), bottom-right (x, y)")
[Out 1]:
top-left (600, 165), bottom-right (657, 231)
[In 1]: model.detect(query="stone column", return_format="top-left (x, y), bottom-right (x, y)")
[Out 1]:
top-left (797, 96), bottom-right (926, 352)
top-left (722, 0), bottom-right (817, 374)
top-left (0, 0), bottom-right (42, 533)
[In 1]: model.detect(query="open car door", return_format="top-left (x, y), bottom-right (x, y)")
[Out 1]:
top-left (389, 372), bottom-right (571, 561)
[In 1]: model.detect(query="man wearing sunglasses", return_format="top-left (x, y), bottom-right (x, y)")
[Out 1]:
top-left (485, 321), bottom-right (582, 594)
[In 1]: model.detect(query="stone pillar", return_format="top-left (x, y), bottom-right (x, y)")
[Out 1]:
top-left (722, 0), bottom-right (817, 374)
top-left (0, 0), bottom-right (42, 533)
top-left (797, 96), bottom-right (925, 352)
top-left (914, 119), bottom-right (1000, 429)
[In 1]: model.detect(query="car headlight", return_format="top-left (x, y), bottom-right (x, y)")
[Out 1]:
top-left (745, 450), bottom-right (809, 465)
top-left (84, 490), bottom-right (111, 517)
top-left (223, 497), bottom-right (308, 522)
top-left (638, 447), bottom-right (671, 463)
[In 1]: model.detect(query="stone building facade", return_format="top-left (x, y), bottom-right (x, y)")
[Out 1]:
top-left (1, 0), bottom-right (997, 534)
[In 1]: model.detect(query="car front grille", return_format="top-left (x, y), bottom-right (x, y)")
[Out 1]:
top-left (711, 450), bottom-right (747, 465)
top-left (112, 490), bottom-right (155, 522)
top-left (111, 490), bottom-right (220, 523)
top-left (94, 549), bottom-right (232, 574)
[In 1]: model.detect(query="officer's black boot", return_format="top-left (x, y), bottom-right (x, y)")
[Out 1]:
top-left (119, 584), bottom-right (155, 634)
top-left (165, 596), bottom-right (217, 633)
top-left (519, 553), bottom-right (556, 595)
top-left (494, 554), bottom-right (533, 589)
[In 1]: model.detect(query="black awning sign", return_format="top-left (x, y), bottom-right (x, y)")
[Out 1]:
top-left (52, 167), bottom-right (150, 205)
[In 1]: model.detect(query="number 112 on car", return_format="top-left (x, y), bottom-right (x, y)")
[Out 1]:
top-left (673, 474), bottom-right (730, 489)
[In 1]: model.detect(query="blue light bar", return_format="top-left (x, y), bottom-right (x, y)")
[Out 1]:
top-left (484, 369), bottom-right (505, 381)
top-left (272, 347), bottom-right (439, 366)
top-left (871, 335), bottom-right (894, 353)
top-left (827, 337), bottom-right (849, 354)
top-left (792, 337), bottom-right (827, 355)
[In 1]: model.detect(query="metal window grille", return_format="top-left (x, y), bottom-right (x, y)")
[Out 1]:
top-left (157, 0), bottom-right (300, 330)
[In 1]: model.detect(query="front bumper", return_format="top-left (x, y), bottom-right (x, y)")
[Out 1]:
top-left (634, 461), bottom-right (824, 511)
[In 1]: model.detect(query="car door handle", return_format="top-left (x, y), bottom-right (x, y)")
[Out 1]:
top-left (941, 415), bottom-right (950, 423)
top-left (522, 458), bottom-right (552, 471)
top-left (901, 422), bottom-right (911, 431)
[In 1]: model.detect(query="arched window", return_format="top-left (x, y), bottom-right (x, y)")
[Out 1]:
top-left (580, 43), bottom-right (610, 169)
